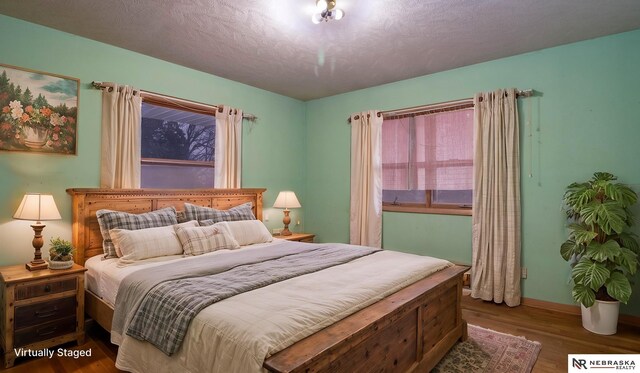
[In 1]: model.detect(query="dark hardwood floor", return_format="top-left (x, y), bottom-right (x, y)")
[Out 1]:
top-left (462, 296), bottom-right (640, 373)
top-left (3, 295), bottom-right (639, 372)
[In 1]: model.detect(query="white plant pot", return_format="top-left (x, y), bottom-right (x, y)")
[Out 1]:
top-left (48, 257), bottom-right (74, 270)
top-left (581, 300), bottom-right (620, 335)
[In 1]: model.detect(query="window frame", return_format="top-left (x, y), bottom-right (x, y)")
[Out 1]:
top-left (381, 100), bottom-right (474, 216)
top-left (382, 190), bottom-right (472, 216)
top-left (140, 95), bottom-right (216, 187)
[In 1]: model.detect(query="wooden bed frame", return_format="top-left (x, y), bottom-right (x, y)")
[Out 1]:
top-left (67, 188), bottom-right (467, 373)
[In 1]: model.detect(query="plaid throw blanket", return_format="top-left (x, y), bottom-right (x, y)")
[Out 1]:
top-left (111, 241), bottom-right (380, 355)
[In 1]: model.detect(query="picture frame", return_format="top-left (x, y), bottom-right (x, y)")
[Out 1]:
top-left (0, 63), bottom-right (79, 155)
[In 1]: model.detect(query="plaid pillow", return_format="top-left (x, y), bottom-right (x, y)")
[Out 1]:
top-left (175, 225), bottom-right (240, 256)
top-left (184, 202), bottom-right (255, 223)
top-left (96, 207), bottom-right (178, 258)
top-left (176, 210), bottom-right (189, 224)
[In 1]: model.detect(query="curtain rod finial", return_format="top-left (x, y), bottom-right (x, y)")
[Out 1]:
top-left (517, 89), bottom-right (535, 98)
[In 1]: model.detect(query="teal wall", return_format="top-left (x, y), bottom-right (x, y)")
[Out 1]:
top-left (305, 29), bottom-right (640, 316)
top-left (0, 15), bottom-right (307, 266)
top-left (2, 14), bottom-right (640, 316)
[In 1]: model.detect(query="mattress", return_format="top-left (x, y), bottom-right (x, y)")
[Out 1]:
top-left (84, 240), bottom-right (281, 307)
top-left (86, 241), bottom-right (453, 373)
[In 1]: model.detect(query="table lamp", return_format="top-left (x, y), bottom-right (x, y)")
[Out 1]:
top-left (13, 193), bottom-right (62, 271)
top-left (273, 191), bottom-right (301, 236)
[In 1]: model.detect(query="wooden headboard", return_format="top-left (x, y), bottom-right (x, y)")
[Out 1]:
top-left (66, 188), bottom-right (266, 265)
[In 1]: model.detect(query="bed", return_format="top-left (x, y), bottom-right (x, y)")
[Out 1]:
top-left (67, 188), bottom-right (468, 373)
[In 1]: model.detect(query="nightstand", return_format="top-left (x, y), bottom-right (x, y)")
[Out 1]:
top-left (276, 233), bottom-right (316, 243)
top-left (0, 264), bottom-right (86, 368)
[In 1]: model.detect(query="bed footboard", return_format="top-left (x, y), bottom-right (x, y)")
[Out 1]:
top-left (264, 265), bottom-right (468, 373)
top-left (84, 265), bottom-right (467, 373)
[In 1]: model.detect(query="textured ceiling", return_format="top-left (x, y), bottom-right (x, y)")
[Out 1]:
top-left (1, 0), bottom-right (640, 101)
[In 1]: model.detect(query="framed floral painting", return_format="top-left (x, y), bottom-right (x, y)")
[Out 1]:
top-left (0, 63), bottom-right (79, 155)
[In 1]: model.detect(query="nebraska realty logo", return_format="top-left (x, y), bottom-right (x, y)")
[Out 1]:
top-left (569, 354), bottom-right (640, 371)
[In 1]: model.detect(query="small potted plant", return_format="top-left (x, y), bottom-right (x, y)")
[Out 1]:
top-left (561, 172), bottom-right (639, 335)
top-left (48, 237), bottom-right (74, 270)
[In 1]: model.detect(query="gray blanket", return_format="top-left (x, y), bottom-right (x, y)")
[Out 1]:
top-left (111, 241), bottom-right (380, 356)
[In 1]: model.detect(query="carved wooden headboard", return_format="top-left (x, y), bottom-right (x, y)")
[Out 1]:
top-left (66, 188), bottom-right (266, 265)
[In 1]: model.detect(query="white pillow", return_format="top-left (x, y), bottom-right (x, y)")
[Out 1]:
top-left (214, 220), bottom-right (273, 246)
top-left (175, 224), bottom-right (240, 256)
top-left (111, 220), bottom-right (198, 263)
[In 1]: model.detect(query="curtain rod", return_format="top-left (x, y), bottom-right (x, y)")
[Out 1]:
top-left (91, 81), bottom-right (257, 121)
top-left (347, 89), bottom-right (535, 123)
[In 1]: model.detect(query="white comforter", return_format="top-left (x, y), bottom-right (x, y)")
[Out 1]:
top-left (86, 241), bottom-right (452, 373)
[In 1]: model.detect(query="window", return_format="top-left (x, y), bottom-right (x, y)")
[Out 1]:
top-left (382, 103), bottom-right (474, 215)
top-left (140, 100), bottom-right (216, 188)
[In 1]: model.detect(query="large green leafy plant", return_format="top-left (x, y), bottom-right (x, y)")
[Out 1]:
top-left (561, 172), bottom-right (639, 307)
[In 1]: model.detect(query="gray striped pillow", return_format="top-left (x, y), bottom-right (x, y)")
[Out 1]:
top-left (175, 225), bottom-right (240, 256)
top-left (96, 207), bottom-right (178, 258)
top-left (184, 202), bottom-right (255, 223)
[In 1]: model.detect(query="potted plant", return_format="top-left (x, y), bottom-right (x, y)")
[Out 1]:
top-left (561, 172), bottom-right (639, 334)
top-left (48, 237), bottom-right (74, 270)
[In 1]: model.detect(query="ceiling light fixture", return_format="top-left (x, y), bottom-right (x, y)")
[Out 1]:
top-left (311, 0), bottom-right (344, 24)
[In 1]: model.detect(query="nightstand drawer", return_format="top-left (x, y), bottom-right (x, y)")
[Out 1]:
top-left (15, 278), bottom-right (76, 300)
top-left (15, 297), bottom-right (76, 329)
top-left (13, 316), bottom-right (76, 347)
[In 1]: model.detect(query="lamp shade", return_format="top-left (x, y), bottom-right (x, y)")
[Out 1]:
top-left (273, 191), bottom-right (301, 209)
top-left (13, 193), bottom-right (62, 221)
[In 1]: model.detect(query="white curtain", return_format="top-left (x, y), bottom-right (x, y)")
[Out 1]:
top-left (100, 85), bottom-right (142, 189)
top-left (471, 88), bottom-right (521, 307)
top-left (214, 105), bottom-right (243, 188)
top-left (350, 110), bottom-right (383, 248)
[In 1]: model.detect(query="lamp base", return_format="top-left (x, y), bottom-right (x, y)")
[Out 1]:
top-left (281, 210), bottom-right (293, 236)
top-left (26, 223), bottom-right (49, 271)
top-left (26, 260), bottom-right (48, 271)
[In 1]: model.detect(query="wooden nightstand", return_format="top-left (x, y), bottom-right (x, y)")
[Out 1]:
top-left (276, 233), bottom-right (316, 243)
top-left (0, 264), bottom-right (86, 368)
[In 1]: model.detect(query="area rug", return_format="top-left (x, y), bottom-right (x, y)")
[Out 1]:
top-left (431, 324), bottom-right (541, 373)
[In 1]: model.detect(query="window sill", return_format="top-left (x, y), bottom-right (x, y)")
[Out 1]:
top-left (142, 158), bottom-right (214, 167)
top-left (383, 205), bottom-right (472, 216)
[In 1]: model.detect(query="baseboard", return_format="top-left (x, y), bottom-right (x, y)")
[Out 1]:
top-left (619, 313), bottom-right (640, 327)
top-left (458, 267), bottom-right (639, 327)
top-left (521, 297), bottom-right (640, 327)
top-left (521, 297), bottom-right (581, 315)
